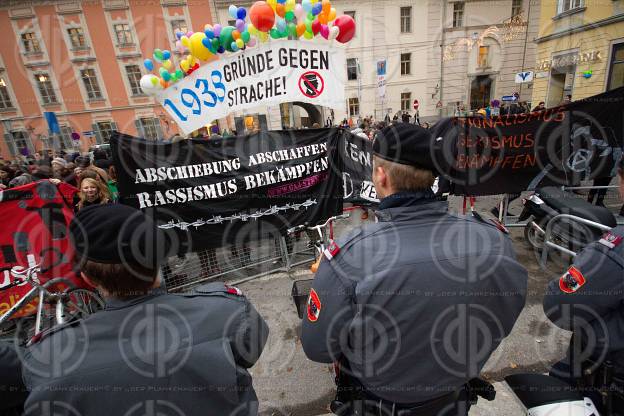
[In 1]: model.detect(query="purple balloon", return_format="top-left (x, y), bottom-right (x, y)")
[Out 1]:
top-left (175, 31), bottom-right (183, 40)
top-left (236, 19), bottom-right (245, 31)
top-left (213, 24), bottom-right (222, 37)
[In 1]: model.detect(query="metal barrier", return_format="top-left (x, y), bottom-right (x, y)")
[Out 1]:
top-left (539, 213), bottom-right (613, 268)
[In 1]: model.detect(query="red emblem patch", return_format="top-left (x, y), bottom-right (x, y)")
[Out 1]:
top-left (307, 288), bottom-right (322, 322)
top-left (559, 266), bottom-right (586, 294)
top-left (323, 241), bottom-right (340, 261)
top-left (225, 285), bottom-right (243, 296)
top-left (598, 232), bottom-right (623, 249)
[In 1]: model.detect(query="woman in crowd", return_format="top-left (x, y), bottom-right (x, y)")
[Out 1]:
top-left (75, 177), bottom-right (111, 212)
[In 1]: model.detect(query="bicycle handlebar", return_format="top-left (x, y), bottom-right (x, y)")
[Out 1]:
top-left (286, 213), bottom-right (350, 235)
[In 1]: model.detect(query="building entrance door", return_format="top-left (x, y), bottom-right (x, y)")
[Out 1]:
top-left (470, 75), bottom-right (493, 110)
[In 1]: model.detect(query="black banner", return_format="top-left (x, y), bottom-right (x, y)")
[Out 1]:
top-left (111, 129), bottom-right (344, 253)
top-left (341, 132), bottom-right (378, 205)
top-left (432, 86), bottom-right (624, 196)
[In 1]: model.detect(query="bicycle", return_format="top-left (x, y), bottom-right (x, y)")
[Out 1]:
top-left (0, 264), bottom-right (104, 346)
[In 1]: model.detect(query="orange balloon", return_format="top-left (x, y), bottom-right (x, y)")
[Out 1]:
top-left (322, 0), bottom-right (330, 14)
top-left (318, 13), bottom-right (328, 24)
top-left (232, 30), bottom-right (241, 40)
top-left (276, 3), bottom-right (285, 17)
top-left (296, 22), bottom-right (306, 37)
top-left (160, 78), bottom-right (168, 88)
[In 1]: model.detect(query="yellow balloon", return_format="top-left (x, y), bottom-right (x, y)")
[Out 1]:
top-left (180, 36), bottom-right (190, 47)
top-left (303, 30), bottom-right (313, 39)
top-left (268, 0), bottom-right (277, 11)
top-left (259, 31), bottom-right (269, 42)
top-left (248, 24), bottom-right (258, 35)
top-left (162, 59), bottom-right (172, 69)
top-left (310, 0), bottom-right (318, 4)
top-left (328, 7), bottom-right (336, 21)
top-left (188, 32), bottom-right (212, 61)
top-left (235, 38), bottom-right (244, 49)
top-left (180, 60), bottom-right (190, 72)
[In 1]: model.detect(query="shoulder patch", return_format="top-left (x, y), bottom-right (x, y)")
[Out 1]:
top-left (307, 288), bottom-right (322, 322)
top-left (224, 284), bottom-right (243, 296)
top-left (598, 231), bottom-right (623, 249)
top-left (559, 266), bottom-right (586, 294)
top-left (193, 282), bottom-right (243, 297)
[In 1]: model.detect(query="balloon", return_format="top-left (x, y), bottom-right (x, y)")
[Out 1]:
top-left (175, 40), bottom-right (185, 53)
top-left (334, 15), bottom-right (355, 43)
top-left (140, 74), bottom-right (159, 94)
top-left (219, 26), bottom-right (236, 52)
top-left (312, 2), bottom-right (322, 15)
top-left (153, 49), bottom-right (163, 62)
top-left (180, 36), bottom-right (190, 48)
top-left (236, 19), bottom-right (246, 31)
top-left (175, 31), bottom-right (183, 40)
top-left (328, 25), bottom-right (339, 40)
top-left (180, 59), bottom-right (190, 72)
top-left (276, 0), bottom-right (286, 3)
top-left (318, 13), bottom-right (328, 24)
top-left (162, 59), bottom-right (172, 70)
top-left (303, 30), bottom-right (313, 39)
top-left (232, 30), bottom-right (241, 40)
top-left (162, 50), bottom-right (171, 60)
top-left (231, 41), bottom-right (239, 52)
top-left (159, 66), bottom-right (167, 76)
top-left (248, 24), bottom-right (258, 35)
top-left (248, 38), bottom-right (257, 47)
top-left (159, 78), bottom-right (168, 88)
top-left (276, 3), bottom-right (285, 17)
top-left (229, 4), bottom-right (238, 18)
top-left (276, 19), bottom-right (286, 32)
top-left (218, 46), bottom-right (225, 53)
top-left (213, 24), bottom-right (222, 37)
top-left (211, 38), bottom-right (220, 50)
top-left (258, 31), bottom-right (269, 42)
top-left (294, 4), bottom-right (304, 19)
top-left (296, 22), bottom-right (306, 37)
top-left (322, 0), bottom-right (330, 13)
top-left (305, 20), bottom-right (312, 32)
top-left (285, 10), bottom-right (295, 21)
top-left (307, 12), bottom-right (315, 21)
top-left (202, 37), bottom-right (215, 52)
top-left (270, 28), bottom-right (281, 39)
top-left (237, 7), bottom-right (247, 19)
top-left (288, 22), bottom-right (297, 36)
top-left (188, 32), bottom-right (212, 61)
top-left (268, 0), bottom-right (277, 10)
top-left (235, 38), bottom-right (244, 49)
top-left (205, 29), bottom-right (215, 39)
top-left (320, 24), bottom-right (329, 39)
top-left (311, 19), bottom-right (321, 35)
top-left (162, 71), bottom-right (171, 81)
top-left (143, 59), bottom-right (154, 71)
top-left (175, 69), bottom-right (184, 79)
top-left (249, 1), bottom-right (275, 32)
top-left (302, 0), bottom-right (312, 13)
top-left (241, 31), bottom-right (251, 43)
top-left (328, 7), bottom-right (336, 21)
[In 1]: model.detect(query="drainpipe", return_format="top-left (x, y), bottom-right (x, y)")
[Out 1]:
top-left (518, 0), bottom-right (532, 100)
top-left (439, 0), bottom-right (447, 117)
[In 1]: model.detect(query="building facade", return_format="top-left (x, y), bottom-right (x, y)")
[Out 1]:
top-left (433, 0), bottom-right (540, 116)
top-left (531, 0), bottom-right (624, 107)
top-left (0, 0), bottom-right (217, 160)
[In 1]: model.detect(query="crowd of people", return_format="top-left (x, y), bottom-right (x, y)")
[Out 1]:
top-left (0, 148), bottom-right (117, 212)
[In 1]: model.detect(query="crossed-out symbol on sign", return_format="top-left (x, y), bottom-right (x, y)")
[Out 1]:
top-left (299, 71), bottom-right (325, 98)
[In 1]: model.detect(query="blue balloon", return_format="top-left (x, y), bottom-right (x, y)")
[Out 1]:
top-left (237, 7), bottom-right (246, 19)
top-left (202, 37), bottom-right (212, 49)
top-left (217, 46), bottom-right (225, 54)
top-left (143, 59), bottom-right (154, 71)
top-left (162, 50), bottom-right (171, 60)
top-left (205, 29), bottom-right (215, 39)
top-left (277, 0), bottom-right (286, 3)
top-left (302, 0), bottom-right (312, 13)
top-left (228, 5), bottom-right (238, 18)
top-left (162, 71), bottom-right (171, 81)
top-left (175, 31), bottom-right (183, 40)
top-left (231, 41), bottom-right (239, 52)
top-left (312, 2), bottom-right (322, 14)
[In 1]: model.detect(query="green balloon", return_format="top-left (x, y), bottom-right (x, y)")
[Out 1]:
top-left (270, 28), bottom-right (282, 39)
top-left (288, 23), bottom-right (297, 37)
top-left (211, 38), bottom-right (220, 50)
top-left (219, 26), bottom-right (236, 52)
top-left (241, 31), bottom-right (251, 43)
top-left (307, 12), bottom-right (314, 21)
top-left (159, 66), bottom-right (167, 75)
top-left (305, 20), bottom-right (312, 32)
top-left (285, 11), bottom-right (295, 21)
top-left (154, 50), bottom-right (164, 60)
top-left (175, 69), bottom-right (184, 79)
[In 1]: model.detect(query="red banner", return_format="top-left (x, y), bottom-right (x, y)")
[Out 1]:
top-left (0, 180), bottom-right (85, 319)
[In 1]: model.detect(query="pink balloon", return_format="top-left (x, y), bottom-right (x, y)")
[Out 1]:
top-left (320, 24), bottom-right (329, 39)
top-left (247, 38), bottom-right (257, 47)
top-left (294, 3), bottom-right (304, 19)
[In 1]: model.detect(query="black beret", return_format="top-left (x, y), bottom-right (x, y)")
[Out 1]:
top-left (373, 123), bottom-right (437, 171)
top-left (69, 204), bottom-right (171, 269)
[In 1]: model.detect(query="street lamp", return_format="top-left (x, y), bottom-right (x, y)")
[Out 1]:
top-left (38, 74), bottom-right (47, 83)
top-left (0, 78), bottom-right (5, 87)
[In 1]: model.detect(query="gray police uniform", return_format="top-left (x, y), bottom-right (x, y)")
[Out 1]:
top-left (301, 192), bottom-right (528, 407)
top-left (543, 225), bottom-right (624, 376)
top-left (21, 283), bottom-right (268, 416)
top-left (0, 341), bottom-right (27, 414)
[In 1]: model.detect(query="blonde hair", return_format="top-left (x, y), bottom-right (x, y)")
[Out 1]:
top-left (77, 177), bottom-right (110, 210)
top-left (373, 156), bottom-right (435, 192)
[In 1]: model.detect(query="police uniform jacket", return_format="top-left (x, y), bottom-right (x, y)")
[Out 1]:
top-left (301, 191), bottom-right (528, 404)
top-left (21, 283), bottom-right (269, 416)
top-left (543, 226), bottom-right (624, 374)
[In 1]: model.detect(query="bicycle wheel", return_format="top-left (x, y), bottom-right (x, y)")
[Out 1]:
top-left (61, 288), bottom-right (105, 320)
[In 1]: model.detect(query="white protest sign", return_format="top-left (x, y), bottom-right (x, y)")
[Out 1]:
top-left (157, 40), bottom-right (347, 134)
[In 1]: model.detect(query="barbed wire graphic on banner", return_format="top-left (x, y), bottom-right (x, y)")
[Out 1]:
top-left (158, 199), bottom-right (318, 231)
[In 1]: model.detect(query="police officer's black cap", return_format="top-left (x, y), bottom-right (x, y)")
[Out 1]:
top-left (373, 123), bottom-right (436, 171)
top-left (69, 204), bottom-right (171, 269)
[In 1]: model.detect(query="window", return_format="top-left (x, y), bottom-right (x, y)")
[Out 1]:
top-left (228, 20), bottom-right (237, 27)
top-left (171, 19), bottom-right (188, 37)
top-left (347, 58), bottom-right (358, 80)
top-left (400, 7), bottom-right (412, 33)
top-left (477, 46), bottom-right (490, 68)
top-left (401, 92), bottom-right (411, 111)
top-left (452, 2), bottom-right (464, 28)
top-left (80, 68), bottom-right (103, 100)
top-left (35, 73), bottom-right (58, 104)
top-left (139, 118), bottom-right (160, 140)
top-left (348, 97), bottom-right (359, 117)
top-left (125, 65), bottom-right (143, 95)
top-left (67, 27), bottom-right (86, 48)
top-left (21, 32), bottom-right (41, 53)
top-left (608, 43), bottom-right (624, 91)
top-left (400, 53), bottom-right (411, 75)
top-left (9, 131), bottom-right (33, 157)
top-left (96, 121), bottom-right (114, 144)
top-left (511, 0), bottom-right (523, 16)
top-left (0, 77), bottom-right (13, 109)
top-left (344, 11), bottom-right (355, 19)
top-left (114, 23), bottom-right (133, 45)
top-left (59, 126), bottom-right (74, 149)
top-left (557, 0), bottom-right (584, 14)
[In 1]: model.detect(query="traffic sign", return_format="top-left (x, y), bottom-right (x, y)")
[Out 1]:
top-left (501, 95), bottom-right (518, 102)
top-left (413, 99), bottom-right (419, 110)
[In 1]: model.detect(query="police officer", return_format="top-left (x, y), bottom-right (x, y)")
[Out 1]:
top-left (20, 204), bottom-right (269, 416)
top-left (301, 123), bottom-right (528, 415)
top-left (543, 160), bottom-right (624, 413)
top-left (0, 341), bottom-right (26, 415)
